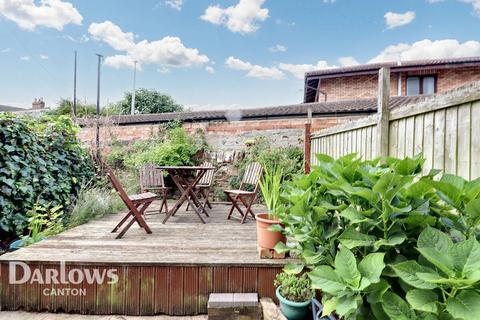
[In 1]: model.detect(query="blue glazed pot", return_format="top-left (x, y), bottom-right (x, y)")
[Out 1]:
top-left (276, 286), bottom-right (311, 320)
top-left (9, 239), bottom-right (25, 250)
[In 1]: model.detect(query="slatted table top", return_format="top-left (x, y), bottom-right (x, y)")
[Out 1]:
top-left (157, 166), bottom-right (215, 170)
top-left (0, 203), bottom-right (289, 266)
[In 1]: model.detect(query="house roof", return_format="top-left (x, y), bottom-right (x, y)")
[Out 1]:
top-left (90, 95), bottom-right (426, 126)
top-left (0, 104), bottom-right (24, 112)
top-left (304, 56), bottom-right (480, 102)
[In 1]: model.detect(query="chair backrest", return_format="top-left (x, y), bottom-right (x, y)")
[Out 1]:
top-left (240, 162), bottom-right (263, 190)
top-left (139, 164), bottom-right (165, 190)
top-left (197, 161), bottom-right (215, 186)
top-left (105, 165), bottom-right (132, 207)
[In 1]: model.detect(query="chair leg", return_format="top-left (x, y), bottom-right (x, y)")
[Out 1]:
top-left (240, 196), bottom-right (256, 224)
top-left (112, 202), bottom-right (141, 232)
top-left (159, 190), bottom-right (168, 214)
top-left (225, 193), bottom-right (247, 221)
top-left (201, 188), bottom-right (212, 210)
top-left (164, 189), bottom-right (169, 213)
top-left (112, 210), bottom-right (132, 233)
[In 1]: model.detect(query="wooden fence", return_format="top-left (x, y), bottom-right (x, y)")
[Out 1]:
top-left (309, 69), bottom-right (480, 180)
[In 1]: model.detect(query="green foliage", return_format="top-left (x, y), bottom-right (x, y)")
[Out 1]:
top-left (68, 184), bottom-right (128, 228)
top-left (21, 204), bottom-right (64, 246)
top-left (259, 163), bottom-right (283, 217)
top-left (389, 227), bottom-right (480, 320)
top-left (274, 271), bottom-right (313, 303)
top-left (115, 88), bottom-right (183, 115)
top-left (279, 153), bottom-right (480, 319)
top-left (121, 127), bottom-right (206, 169)
top-left (230, 136), bottom-right (303, 190)
top-left (47, 98), bottom-right (97, 117)
top-left (0, 113), bottom-right (95, 236)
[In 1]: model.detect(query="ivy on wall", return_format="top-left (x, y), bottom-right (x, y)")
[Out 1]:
top-left (0, 114), bottom-right (94, 236)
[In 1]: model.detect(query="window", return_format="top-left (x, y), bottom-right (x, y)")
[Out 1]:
top-left (406, 76), bottom-right (436, 96)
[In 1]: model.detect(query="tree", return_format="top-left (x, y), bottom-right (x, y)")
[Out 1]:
top-left (48, 98), bottom-right (97, 117)
top-left (115, 88), bottom-right (183, 115)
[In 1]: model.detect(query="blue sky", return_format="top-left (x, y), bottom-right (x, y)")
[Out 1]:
top-left (1, 0), bottom-right (480, 110)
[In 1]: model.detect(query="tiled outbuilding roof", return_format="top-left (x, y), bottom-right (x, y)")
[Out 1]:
top-left (96, 95), bottom-right (426, 126)
top-left (0, 104), bottom-right (24, 112)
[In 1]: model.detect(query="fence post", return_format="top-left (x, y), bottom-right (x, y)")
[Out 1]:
top-left (376, 67), bottom-right (390, 159)
top-left (304, 122), bottom-right (312, 174)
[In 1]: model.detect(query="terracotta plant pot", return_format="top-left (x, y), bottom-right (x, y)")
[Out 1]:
top-left (255, 213), bottom-right (286, 249)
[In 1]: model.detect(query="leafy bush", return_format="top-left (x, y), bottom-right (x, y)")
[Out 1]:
top-left (278, 154), bottom-right (480, 319)
top-left (68, 171), bottom-right (139, 228)
top-left (123, 127), bottom-right (207, 169)
top-left (47, 98), bottom-right (97, 117)
top-left (21, 204), bottom-right (64, 246)
top-left (0, 113), bottom-right (94, 236)
top-left (114, 88), bottom-right (183, 115)
top-left (274, 271), bottom-right (312, 303)
top-left (230, 136), bottom-right (303, 190)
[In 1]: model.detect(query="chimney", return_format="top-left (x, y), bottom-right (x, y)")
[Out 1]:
top-left (32, 98), bottom-right (45, 110)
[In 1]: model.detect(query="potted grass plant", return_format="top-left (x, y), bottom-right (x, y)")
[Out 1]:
top-left (274, 271), bottom-right (313, 320)
top-left (256, 163), bottom-right (286, 249)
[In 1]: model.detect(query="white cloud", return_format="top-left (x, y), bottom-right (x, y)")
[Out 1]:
top-left (0, 0), bottom-right (82, 31)
top-left (89, 20), bottom-right (209, 71)
top-left (40, 54), bottom-right (48, 59)
top-left (1, 48), bottom-right (11, 53)
top-left (205, 66), bottom-right (215, 74)
top-left (338, 56), bottom-right (359, 67)
top-left (165, 0), bottom-right (183, 11)
top-left (384, 11), bottom-right (416, 29)
top-left (269, 44), bottom-right (287, 52)
top-left (88, 21), bottom-right (135, 51)
top-left (369, 39), bottom-right (480, 63)
top-left (426, 0), bottom-right (443, 3)
top-left (201, 0), bottom-right (269, 34)
top-left (104, 55), bottom-right (138, 70)
top-left (157, 66), bottom-right (170, 73)
top-left (278, 61), bottom-right (334, 79)
top-left (20, 55), bottom-right (29, 61)
top-left (461, 0), bottom-right (480, 15)
top-left (64, 34), bottom-right (89, 43)
top-left (225, 56), bottom-right (284, 80)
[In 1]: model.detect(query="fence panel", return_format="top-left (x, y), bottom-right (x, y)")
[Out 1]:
top-left (310, 87), bottom-right (480, 180)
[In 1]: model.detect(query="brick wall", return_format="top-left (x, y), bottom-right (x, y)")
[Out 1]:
top-left (318, 66), bottom-right (480, 102)
top-left (78, 115), bottom-right (360, 152)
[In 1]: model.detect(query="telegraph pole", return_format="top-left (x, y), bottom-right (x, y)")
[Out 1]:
top-left (131, 60), bottom-right (137, 115)
top-left (95, 54), bottom-right (103, 152)
top-left (73, 50), bottom-right (77, 117)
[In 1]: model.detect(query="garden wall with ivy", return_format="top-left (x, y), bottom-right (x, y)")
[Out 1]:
top-left (0, 114), bottom-right (94, 237)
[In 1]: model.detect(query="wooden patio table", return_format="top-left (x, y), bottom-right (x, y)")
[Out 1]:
top-left (158, 165), bottom-right (215, 224)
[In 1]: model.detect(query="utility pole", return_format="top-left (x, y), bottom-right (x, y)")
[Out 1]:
top-left (95, 54), bottom-right (103, 152)
top-left (131, 60), bottom-right (137, 115)
top-left (73, 50), bottom-right (77, 117)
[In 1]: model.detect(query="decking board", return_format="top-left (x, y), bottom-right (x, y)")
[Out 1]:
top-left (0, 203), bottom-right (286, 315)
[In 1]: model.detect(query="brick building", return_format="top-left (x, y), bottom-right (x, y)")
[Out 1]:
top-left (304, 56), bottom-right (480, 103)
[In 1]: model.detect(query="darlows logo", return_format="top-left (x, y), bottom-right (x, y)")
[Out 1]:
top-left (9, 261), bottom-right (118, 296)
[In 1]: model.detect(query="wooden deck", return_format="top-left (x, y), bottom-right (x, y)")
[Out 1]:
top-left (0, 203), bottom-right (287, 316)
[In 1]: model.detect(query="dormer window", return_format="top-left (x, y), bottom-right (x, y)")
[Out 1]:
top-left (406, 76), bottom-right (436, 96)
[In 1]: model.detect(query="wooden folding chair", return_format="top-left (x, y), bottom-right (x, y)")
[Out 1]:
top-left (224, 162), bottom-right (263, 224)
top-left (186, 162), bottom-right (215, 213)
top-left (140, 164), bottom-right (169, 215)
top-left (106, 166), bottom-right (156, 239)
